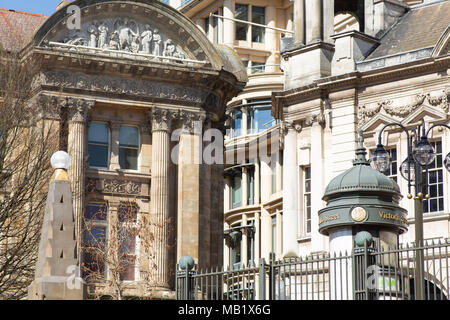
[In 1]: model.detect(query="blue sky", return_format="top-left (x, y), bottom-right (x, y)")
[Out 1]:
top-left (0, 0), bottom-right (62, 16)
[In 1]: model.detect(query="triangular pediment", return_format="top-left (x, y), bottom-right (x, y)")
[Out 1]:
top-left (401, 105), bottom-right (449, 127)
top-left (360, 113), bottom-right (395, 132)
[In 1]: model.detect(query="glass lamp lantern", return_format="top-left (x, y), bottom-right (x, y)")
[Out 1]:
top-left (400, 157), bottom-right (416, 182)
top-left (413, 137), bottom-right (436, 166)
top-left (370, 144), bottom-right (391, 173)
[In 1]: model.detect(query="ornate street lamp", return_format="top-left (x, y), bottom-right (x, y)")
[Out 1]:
top-left (369, 118), bottom-right (450, 300)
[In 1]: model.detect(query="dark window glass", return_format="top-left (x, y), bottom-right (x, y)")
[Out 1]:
top-left (252, 6), bottom-right (265, 43)
top-left (423, 141), bottom-right (444, 213)
top-left (119, 126), bottom-right (139, 170)
top-left (304, 167), bottom-right (311, 234)
top-left (88, 122), bottom-right (109, 168)
top-left (235, 4), bottom-right (248, 41)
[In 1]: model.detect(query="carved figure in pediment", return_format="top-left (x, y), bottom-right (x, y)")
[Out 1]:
top-left (66, 35), bottom-right (86, 46)
top-left (98, 23), bottom-right (109, 48)
top-left (108, 31), bottom-right (120, 50)
top-left (87, 23), bottom-right (98, 48)
top-left (131, 35), bottom-right (140, 53)
top-left (163, 39), bottom-right (176, 57)
top-left (140, 25), bottom-right (153, 54)
top-left (115, 18), bottom-right (139, 51)
top-left (153, 28), bottom-right (162, 56)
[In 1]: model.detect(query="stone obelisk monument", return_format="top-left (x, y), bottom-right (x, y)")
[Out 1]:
top-left (28, 151), bottom-right (85, 300)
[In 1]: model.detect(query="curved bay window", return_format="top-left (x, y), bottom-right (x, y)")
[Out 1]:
top-left (231, 174), bottom-right (242, 209)
top-left (88, 122), bottom-right (109, 168)
top-left (247, 100), bottom-right (276, 134)
top-left (119, 126), bottom-right (139, 170)
top-left (230, 109), bottom-right (242, 138)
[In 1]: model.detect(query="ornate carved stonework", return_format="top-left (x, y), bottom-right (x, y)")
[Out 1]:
top-left (87, 178), bottom-right (141, 195)
top-left (60, 97), bottom-right (95, 123)
top-left (179, 110), bottom-right (207, 133)
top-left (150, 107), bottom-right (178, 132)
top-left (35, 94), bottom-right (94, 122)
top-left (37, 94), bottom-right (60, 120)
top-left (358, 89), bottom-right (450, 126)
top-left (50, 17), bottom-right (186, 60)
top-left (34, 70), bottom-right (209, 105)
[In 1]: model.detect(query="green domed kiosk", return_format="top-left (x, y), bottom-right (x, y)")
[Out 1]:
top-left (319, 131), bottom-right (408, 255)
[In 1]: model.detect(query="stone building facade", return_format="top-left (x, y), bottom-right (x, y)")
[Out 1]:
top-left (0, 0), bottom-right (246, 298)
top-left (177, 0), bottom-right (449, 271)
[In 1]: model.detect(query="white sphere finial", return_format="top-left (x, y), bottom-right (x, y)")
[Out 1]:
top-left (51, 151), bottom-right (71, 170)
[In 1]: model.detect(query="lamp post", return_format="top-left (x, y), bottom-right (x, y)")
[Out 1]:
top-left (369, 118), bottom-right (450, 300)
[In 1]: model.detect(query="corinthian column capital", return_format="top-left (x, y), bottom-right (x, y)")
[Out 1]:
top-left (179, 110), bottom-right (206, 134)
top-left (149, 107), bottom-right (177, 132)
top-left (62, 98), bottom-right (95, 123)
top-left (37, 94), bottom-right (61, 120)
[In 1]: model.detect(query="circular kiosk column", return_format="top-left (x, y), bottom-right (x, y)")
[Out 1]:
top-left (318, 132), bottom-right (408, 300)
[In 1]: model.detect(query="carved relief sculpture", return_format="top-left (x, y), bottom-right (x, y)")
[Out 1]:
top-left (50, 17), bottom-right (186, 59)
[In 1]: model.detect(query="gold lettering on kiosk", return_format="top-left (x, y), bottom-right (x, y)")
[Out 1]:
top-left (319, 214), bottom-right (340, 225)
top-left (378, 211), bottom-right (407, 224)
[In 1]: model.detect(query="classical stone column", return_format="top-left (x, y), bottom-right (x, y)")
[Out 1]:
top-left (282, 124), bottom-right (299, 256)
top-left (293, 0), bottom-right (305, 44)
top-left (150, 107), bottom-right (174, 288)
top-left (306, 0), bottom-right (323, 44)
top-left (176, 110), bottom-right (206, 266)
top-left (223, 0), bottom-right (236, 47)
top-left (65, 98), bottom-right (94, 261)
top-left (266, 5), bottom-right (279, 72)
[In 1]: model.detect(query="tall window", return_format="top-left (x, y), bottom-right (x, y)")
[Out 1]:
top-left (271, 153), bottom-right (277, 194)
top-left (229, 229), bottom-right (242, 269)
top-left (247, 167), bottom-right (255, 205)
top-left (423, 141), bottom-right (444, 213)
top-left (235, 4), bottom-right (248, 41)
top-left (252, 6), bottom-right (265, 43)
top-left (231, 174), bottom-right (242, 209)
top-left (117, 204), bottom-right (137, 281)
top-left (303, 167), bottom-right (312, 234)
top-left (384, 148), bottom-right (398, 182)
top-left (231, 109), bottom-right (242, 137)
top-left (119, 126), bottom-right (139, 170)
top-left (84, 202), bottom-right (108, 279)
top-left (88, 122), bottom-right (109, 168)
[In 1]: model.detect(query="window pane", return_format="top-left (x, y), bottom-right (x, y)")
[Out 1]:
top-left (235, 4), bottom-right (248, 40)
top-left (88, 122), bottom-right (108, 144)
top-left (119, 148), bottom-right (138, 170)
top-left (119, 126), bottom-right (139, 147)
top-left (253, 107), bottom-right (274, 132)
top-left (231, 110), bottom-right (242, 137)
top-left (232, 175), bottom-right (242, 207)
top-left (251, 62), bottom-right (265, 74)
top-left (88, 145), bottom-right (109, 168)
top-left (86, 203), bottom-right (107, 221)
top-left (85, 226), bottom-right (107, 246)
top-left (118, 205), bottom-right (137, 223)
top-left (252, 6), bottom-right (265, 43)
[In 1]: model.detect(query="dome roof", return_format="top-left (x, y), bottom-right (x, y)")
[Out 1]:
top-left (323, 132), bottom-right (401, 201)
top-left (323, 164), bottom-right (401, 200)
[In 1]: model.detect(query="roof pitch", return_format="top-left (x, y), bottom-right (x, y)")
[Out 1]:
top-left (0, 8), bottom-right (48, 51)
top-left (367, 1), bottom-right (450, 60)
